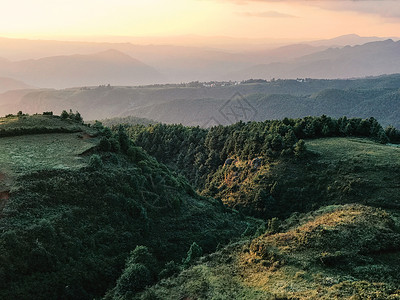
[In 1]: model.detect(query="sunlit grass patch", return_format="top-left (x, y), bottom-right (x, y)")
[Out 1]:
top-left (0, 133), bottom-right (98, 188)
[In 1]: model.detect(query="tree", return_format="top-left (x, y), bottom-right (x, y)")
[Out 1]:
top-left (98, 137), bottom-right (111, 152)
top-left (118, 125), bottom-right (131, 153)
top-left (377, 128), bottom-right (389, 144)
top-left (114, 246), bottom-right (157, 295)
top-left (385, 125), bottom-right (400, 144)
top-left (74, 111), bottom-right (83, 123)
top-left (294, 139), bottom-right (306, 157)
top-left (89, 154), bottom-right (103, 169)
top-left (61, 110), bottom-right (69, 120)
top-left (115, 263), bottom-right (151, 295)
top-left (182, 242), bottom-right (203, 268)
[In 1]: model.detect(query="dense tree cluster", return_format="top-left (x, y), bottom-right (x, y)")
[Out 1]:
top-left (120, 116), bottom-right (392, 191)
top-left (61, 109), bottom-right (83, 123)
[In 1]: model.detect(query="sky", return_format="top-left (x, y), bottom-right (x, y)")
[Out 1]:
top-left (1, 0), bottom-right (400, 41)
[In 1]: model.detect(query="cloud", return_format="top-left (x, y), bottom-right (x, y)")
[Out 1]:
top-left (215, 0), bottom-right (400, 20)
top-left (241, 10), bottom-right (297, 17)
top-left (318, 1), bottom-right (400, 20)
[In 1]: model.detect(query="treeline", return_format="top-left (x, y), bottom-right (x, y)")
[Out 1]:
top-left (0, 111), bottom-right (85, 138)
top-left (118, 116), bottom-right (394, 190)
top-left (97, 115), bottom-right (156, 128)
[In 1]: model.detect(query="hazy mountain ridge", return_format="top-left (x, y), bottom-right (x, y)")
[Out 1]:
top-left (1, 74), bottom-right (400, 127)
top-left (229, 39), bottom-right (400, 80)
top-left (0, 77), bottom-right (33, 93)
top-left (0, 35), bottom-right (399, 87)
top-left (124, 88), bottom-right (400, 128)
top-left (0, 49), bottom-right (164, 88)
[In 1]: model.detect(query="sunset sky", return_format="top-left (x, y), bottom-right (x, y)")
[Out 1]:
top-left (1, 0), bottom-right (400, 41)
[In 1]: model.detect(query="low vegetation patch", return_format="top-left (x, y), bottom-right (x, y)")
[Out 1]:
top-left (140, 204), bottom-right (400, 299)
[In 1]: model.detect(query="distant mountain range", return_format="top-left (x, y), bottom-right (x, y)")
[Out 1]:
top-left (228, 39), bottom-right (400, 80)
top-left (0, 50), bottom-right (163, 88)
top-left (0, 34), bottom-right (399, 90)
top-left (0, 77), bottom-right (33, 93)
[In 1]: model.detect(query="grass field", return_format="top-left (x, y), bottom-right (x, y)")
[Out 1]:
top-left (0, 133), bottom-right (98, 191)
top-left (0, 114), bottom-right (88, 131)
top-left (307, 137), bottom-right (400, 165)
top-left (306, 137), bottom-right (400, 208)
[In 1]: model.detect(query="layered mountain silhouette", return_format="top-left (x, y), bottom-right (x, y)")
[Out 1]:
top-left (0, 49), bottom-right (164, 88)
top-left (228, 40), bottom-right (400, 80)
top-left (0, 35), bottom-right (399, 85)
top-left (0, 76), bottom-right (33, 93)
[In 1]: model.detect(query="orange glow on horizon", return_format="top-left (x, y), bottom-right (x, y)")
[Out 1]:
top-left (0, 0), bottom-right (399, 42)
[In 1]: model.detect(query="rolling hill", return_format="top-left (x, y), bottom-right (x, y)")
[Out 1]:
top-left (140, 204), bottom-right (400, 299)
top-left (119, 83), bottom-right (400, 128)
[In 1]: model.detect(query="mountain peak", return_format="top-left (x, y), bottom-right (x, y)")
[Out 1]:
top-left (91, 49), bottom-right (138, 63)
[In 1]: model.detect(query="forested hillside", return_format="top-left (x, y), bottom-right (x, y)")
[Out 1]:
top-left (119, 116), bottom-right (398, 216)
top-left (0, 114), bottom-right (257, 299)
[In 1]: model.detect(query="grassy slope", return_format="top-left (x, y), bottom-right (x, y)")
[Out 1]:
top-left (0, 114), bottom-right (90, 131)
top-left (204, 137), bottom-right (400, 218)
top-left (138, 137), bottom-right (400, 299)
top-left (307, 138), bottom-right (400, 208)
top-left (142, 204), bottom-right (400, 300)
top-left (0, 115), bottom-right (97, 191)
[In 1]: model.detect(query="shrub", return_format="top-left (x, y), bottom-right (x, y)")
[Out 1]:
top-left (60, 110), bottom-right (69, 120)
top-left (126, 246), bottom-right (157, 274)
top-left (183, 242), bottom-right (203, 268)
top-left (89, 154), bottom-right (103, 169)
top-left (294, 139), bottom-right (306, 157)
top-left (115, 263), bottom-right (152, 295)
top-left (98, 137), bottom-right (111, 152)
top-left (158, 261), bottom-right (180, 279)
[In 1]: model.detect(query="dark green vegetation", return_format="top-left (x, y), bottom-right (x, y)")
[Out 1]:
top-left (130, 123), bottom-right (400, 299)
top-left (122, 115), bottom-right (398, 218)
top-left (3, 74), bottom-right (400, 127)
top-left (1, 112), bottom-right (400, 299)
top-left (97, 116), bottom-right (156, 128)
top-left (0, 114), bottom-right (256, 299)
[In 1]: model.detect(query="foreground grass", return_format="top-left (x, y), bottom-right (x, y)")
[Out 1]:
top-left (0, 114), bottom-right (91, 132)
top-left (0, 133), bottom-right (98, 191)
top-left (0, 114), bottom-right (98, 191)
top-left (139, 204), bottom-right (400, 300)
top-left (306, 137), bottom-right (400, 209)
